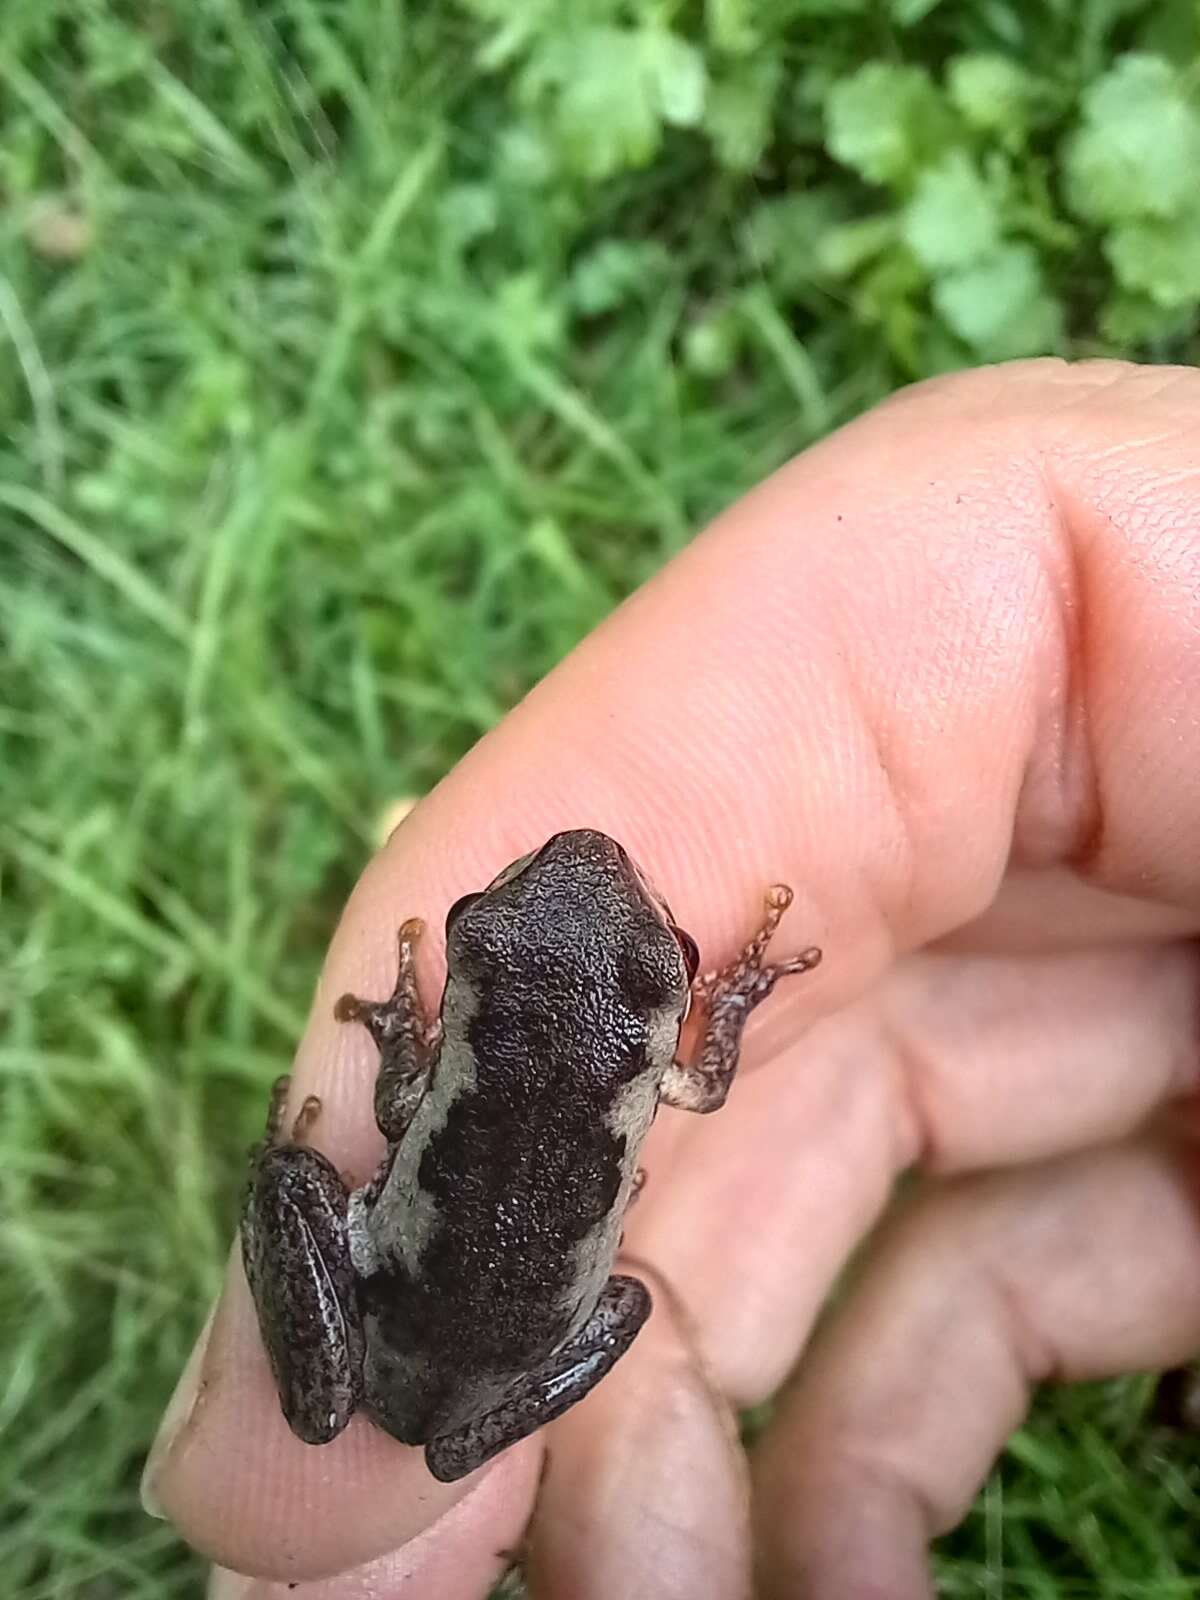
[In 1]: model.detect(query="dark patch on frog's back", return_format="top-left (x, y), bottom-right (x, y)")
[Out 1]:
top-left (358, 981), bottom-right (645, 1435)
top-left (408, 975), bottom-right (645, 1326)
top-left (419, 845), bottom-right (686, 1245)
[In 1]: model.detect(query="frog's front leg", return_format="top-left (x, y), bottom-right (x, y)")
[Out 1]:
top-left (241, 1089), bottom-right (365, 1443)
top-left (660, 885), bottom-right (821, 1115)
top-left (334, 916), bottom-right (441, 1142)
top-left (424, 1274), bottom-right (652, 1482)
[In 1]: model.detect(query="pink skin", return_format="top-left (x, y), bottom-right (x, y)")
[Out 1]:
top-left (146, 358), bottom-right (1200, 1598)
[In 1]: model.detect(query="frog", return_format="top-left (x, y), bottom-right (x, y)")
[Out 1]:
top-left (241, 828), bottom-right (821, 1483)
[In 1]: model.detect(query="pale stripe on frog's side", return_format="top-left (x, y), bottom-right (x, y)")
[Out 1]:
top-left (559, 997), bottom-right (684, 1328)
top-left (347, 980), bottom-right (480, 1281)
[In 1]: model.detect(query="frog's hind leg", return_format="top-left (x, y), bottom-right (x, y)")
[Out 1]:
top-left (424, 1274), bottom-right (651, 1483)
top-left (335, 917), bottom-right (439, 1142)
top-left (241, 1133), bottom-right (364, 1445)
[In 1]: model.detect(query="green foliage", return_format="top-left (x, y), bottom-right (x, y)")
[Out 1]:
top-left (903, 152), bottom-right (1003, 271)
top-left (1062, 53), bottom-right (1200, 322)
top-left (521, 24), bottom-right (707, 179)
top-left (1107, 214), bottom-right (1200, 310)
top-left (3, 2), bottom-right (1200, 1598)
top-left (1064, 54), bottom-right (1200, 225)
top-left (934, 1379), bottom-right (1200, 1597)
top-left (934, 243), bottom-right (1065, 359)
top-left (448, 2), bottom-right (1200, 369)
top-left (948, 53), bottom-right (1036, 143)
top-left (827, 62), bottom-right (956, 185)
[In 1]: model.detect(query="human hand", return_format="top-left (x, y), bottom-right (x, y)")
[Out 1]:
top-left (144, 359), bottom-right (1200, 1599)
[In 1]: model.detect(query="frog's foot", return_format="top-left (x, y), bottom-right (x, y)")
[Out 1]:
top-left (241, 1141), bottom-right (363, 1445)
top-left (423, 1274), bottom-right (652, 1483)
top-left (261, 1074), bottom-right (292, 1143)
top-left (334, 917), bottom-right (439, 1141)
top-left (660, 884), bottom-right (821, 1116)
top-left (334, 918), bottom-right (430, 1043)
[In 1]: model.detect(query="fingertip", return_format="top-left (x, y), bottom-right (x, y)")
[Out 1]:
top-left (142, 1299), bottom-right (219, 1520)
top-left (203, 1438), bottom-right (540, 1599)
top-left (146, 1255), bottom-right (499, 1581)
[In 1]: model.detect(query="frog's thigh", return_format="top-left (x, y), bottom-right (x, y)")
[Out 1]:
top-left (241, 1143), bottom-right (364, 1444)
top-left (424, 1274), bottom-right (652, 1483)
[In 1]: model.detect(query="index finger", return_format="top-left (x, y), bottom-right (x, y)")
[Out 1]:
top-left (149, 357), bottom-right (1200, 1580)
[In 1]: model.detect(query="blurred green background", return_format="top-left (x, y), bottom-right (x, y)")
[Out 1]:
top-left (4, 2), bottom-right (1200, 1595)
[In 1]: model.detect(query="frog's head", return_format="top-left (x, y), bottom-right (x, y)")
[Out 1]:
top-left (443, 829), bottom-right (699, 1003)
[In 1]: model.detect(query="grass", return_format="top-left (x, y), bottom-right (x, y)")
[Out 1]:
top-left (3, 3), bottom-right (1200, 1596)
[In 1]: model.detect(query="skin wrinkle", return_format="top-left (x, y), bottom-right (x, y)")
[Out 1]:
top-left (845, 1451), bottom-right (944, 1545)
top-left (874, 1008), bottom-right (947, 1175)
top-left (984, 1261), bottom-right (1059, 1405)
top-left (1014, 448), bottom-right (1102, 872)
top-left (1054, 390), bottom-right (1200, 759)
top-left (1183, 976), bottom-right (1200, 1102)
top-left (1043, 460), bottom-right (1117, 883)
top-left (1032, 377), bottom-right (1200, 900)
top-left (1071, 360), bottom-right (1199, 415)
top-left (821, 445), bottom-right (1048, 943)
top-left (753, 1450), bottom-right (938, 1600)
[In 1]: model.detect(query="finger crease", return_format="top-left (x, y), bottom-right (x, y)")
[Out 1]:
top-left (876, 1012), bottom-right (942, 1173)
top-left (824, 1438), bottom-right (946, 1541)
top-left (985, 1263), bottom-right (1059, 1390)
top-left (1030, 447), bottom-right (1105, 873)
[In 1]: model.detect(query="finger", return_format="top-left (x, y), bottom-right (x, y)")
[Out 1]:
top-left (752, 1134), bottom-right (1200, 1599)
top-left (874, 939), bottom-right (1200, 1171)
top-left (526, 1266), bottom-right (751, 1600)
top-left (151, 358), bottom-right (1200, 1571)
top-left (395, 356), bottom-right (1200, 957)
top-left (626, 938), bottom-right (1200, 1405)
top-left (941, 865), bottom-right (1200, 953)
top-left (206, 1444), bottom-right (528, 1600)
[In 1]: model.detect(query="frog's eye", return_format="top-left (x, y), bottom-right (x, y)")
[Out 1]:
top-left (672, 926), bottom-right (700, 984)
top-left (487, 849), bottom-right (536, 891)
top-left (445, 892), bottom-right (482, 930)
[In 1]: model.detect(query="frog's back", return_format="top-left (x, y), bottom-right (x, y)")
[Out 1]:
top-left (357, 973), bottom-right (672, 1441)
top-left (355, 830), bottom-right (690, 1442)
